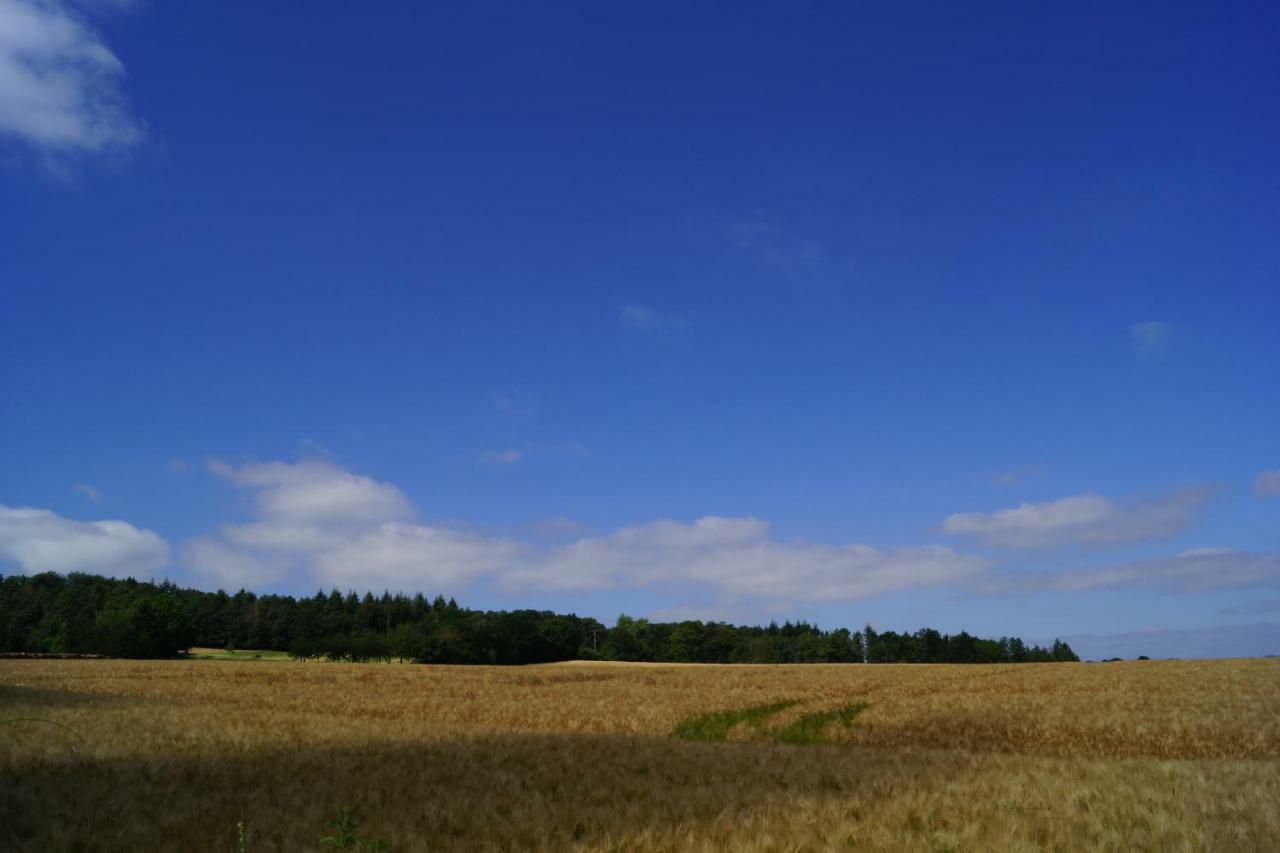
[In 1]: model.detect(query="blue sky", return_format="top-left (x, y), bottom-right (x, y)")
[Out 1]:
top-left (2, 1), bottom-right (1278, 659)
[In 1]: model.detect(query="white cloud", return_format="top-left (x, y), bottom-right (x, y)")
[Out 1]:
top-left (72, 482), bottom-right (101, 501)
top-left (207, 459), bottom-right (414, 526)
top-left (0, 0), bottom-right (142, 157)
top-left (502, 516), bottom-right (986, 603)
top-left (1254, 470), bottom-right (1280, 498)
top-left (0, 504), bottom-right (168, 577)
top-left (481, 448), bottom-right (523, 465)
top-left (220, 521), bottom-right (344, 553)
top-left (188, 459), bottom-right (516, 593)
top-left (621, 303), bottom-right (686, 332)
top-left (184, 458), bottom-right (985, 603)
top-left (180, 537), bottom-right (288, 590)
top-left (1130, 320), bottom-right (1171, 355)
top-left (940, 487), bottom-right (1212, 549)
top-left (312, 523), bottom-right (522, 591)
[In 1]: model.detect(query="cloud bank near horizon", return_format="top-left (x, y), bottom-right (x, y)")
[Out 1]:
top-left (979, 548), bottom-right (1280, 596)
top-left (175, 459), bottom-right (986, 608)
top-left (2, 459), bottom-right (1271, 639)
top-left (0, 504), bottom-right (168, 577)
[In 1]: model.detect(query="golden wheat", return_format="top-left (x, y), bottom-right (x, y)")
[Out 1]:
top-left (3, 658), bottom-right (1278, 851)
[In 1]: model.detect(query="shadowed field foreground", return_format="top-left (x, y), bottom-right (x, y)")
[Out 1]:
top-left (2, 659), bottom-right (1279, 850)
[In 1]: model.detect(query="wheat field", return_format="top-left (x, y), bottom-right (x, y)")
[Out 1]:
top-left (2, 658), bottom-right (1278, 851)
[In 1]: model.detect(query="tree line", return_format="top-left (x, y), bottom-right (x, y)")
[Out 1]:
top-left (0, 571), bottom-right (1079, 664)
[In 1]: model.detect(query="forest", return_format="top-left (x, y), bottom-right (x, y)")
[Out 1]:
top-left (0, 572), bottom-right (1079, 664)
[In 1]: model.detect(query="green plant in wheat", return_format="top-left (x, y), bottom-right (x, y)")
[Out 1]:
top-left (774, 703), bottom-right (868, 745)
top-left (229, 808), bottom-right (389, 851)
top-left (670, 700), bottom-right (799, 741)
top-left (321, 806), bottom-right (391, 852)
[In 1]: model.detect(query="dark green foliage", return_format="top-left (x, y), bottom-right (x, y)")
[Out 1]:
top-left (0, 571), bottom-right (1079, 665)
top-left (773, 703), bottom-right (868, 745)
top-left (671, 700), bottom-right (800, 742)
top-left (287, 636), bottom-right (316, 660)
top-left (0, 573), bottom-right (194, 658)
top-left (861, 623), bottom-right (1079, 664)
top-left (0, 572), bottom-right (605, 663)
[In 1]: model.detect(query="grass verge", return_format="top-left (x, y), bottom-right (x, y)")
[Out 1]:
top-left (186, 647), bottom-right (292, 661)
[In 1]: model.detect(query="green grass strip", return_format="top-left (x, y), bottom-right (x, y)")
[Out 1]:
top-left (773, 702), bottom-right (868, 745)
top-left (671, 700), bottom-right (799, 742)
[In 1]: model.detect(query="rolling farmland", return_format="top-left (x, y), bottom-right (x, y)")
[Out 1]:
top-left (3, 657), bottom-right (1279, 851)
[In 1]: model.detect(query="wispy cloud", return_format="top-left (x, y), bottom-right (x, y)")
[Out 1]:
top-left (0, 504), bottom-right (168, 577)
top-left (72, 482), bottom-right (101, 502)
top-left (1254, 470), bottom-right (1280, 498)
top-left (488, 388), bottom-right (538, 418)
top-left (994, 464), bottom-right (1046, 487)
top-left (1061, 621), bottom-right (1280, 661)
top-left (941, 487), bottom-right (1213, 549)
top-left (0, 0), bottom-right (143, 167)
top-left (1130, 320), bottom-right (1171, 356)
top-left (724, 219), bottom-right (830, 274)
top-left (1220, 599), bottom-right (1280, 617)
top-left (529, 516), bottom-right (585, 538)
top-left (621, 303), bottom-right (686, 332)
top-left (481, 444), bottom-right (590, 465)
top-left (530, 440), bottom-right (593, 459)
top-left (646, 603), bottom-right (766, 626)
top-left (983, 548), bottom-right (1280, 595)
top-left (298, 438), bottom-right (334, 459)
